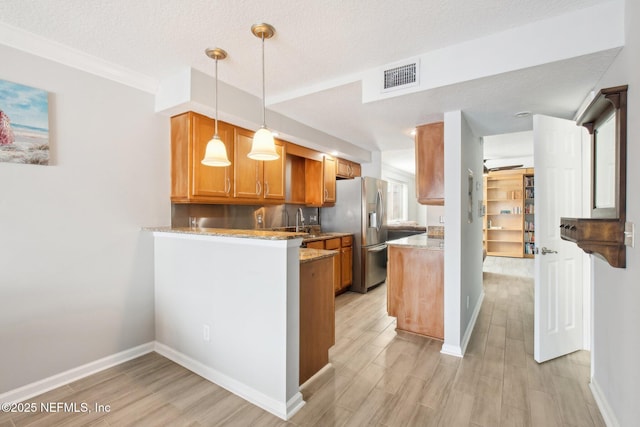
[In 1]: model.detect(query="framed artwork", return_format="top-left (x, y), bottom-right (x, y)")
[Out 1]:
top-left (0, 79), bottom-right (49, 165)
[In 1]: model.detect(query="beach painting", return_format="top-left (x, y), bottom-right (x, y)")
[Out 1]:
top-left (0, 79), bottom-right (49, 165)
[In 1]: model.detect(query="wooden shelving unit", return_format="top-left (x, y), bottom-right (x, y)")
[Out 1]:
top-left (523, 174), bottom-right (535, 258)
top-left (483, 169), bottom-right (535, 258)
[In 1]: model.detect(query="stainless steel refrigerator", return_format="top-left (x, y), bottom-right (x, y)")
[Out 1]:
top-left (321, 176), bottom-right (388, 293)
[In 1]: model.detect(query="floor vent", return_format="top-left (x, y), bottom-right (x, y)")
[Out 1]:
top-left (382, 61), bottom-right (418, 92)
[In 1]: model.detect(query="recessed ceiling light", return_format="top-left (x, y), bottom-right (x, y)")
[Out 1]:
top-left (514, 111), bottom-right (532, 118)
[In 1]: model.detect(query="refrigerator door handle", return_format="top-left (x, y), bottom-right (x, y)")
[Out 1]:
top-left (376, 189), bottom-right (384, 232)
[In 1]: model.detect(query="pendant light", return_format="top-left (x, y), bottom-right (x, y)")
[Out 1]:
top-left (248, 23), bottom-right (280, 161)
top-left (201, 48), bottom-right (231, 167)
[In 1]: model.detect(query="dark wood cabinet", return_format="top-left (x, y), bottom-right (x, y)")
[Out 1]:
top-left (415, 122), bottom-right (444, 205)
top-left (560, 85), bottom-right (628, 268)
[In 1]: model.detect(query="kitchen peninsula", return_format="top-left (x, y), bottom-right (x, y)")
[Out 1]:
top-left (150, 227), bottom-right (310, 420)
top-left (386, 233), bottom-right (444, 340)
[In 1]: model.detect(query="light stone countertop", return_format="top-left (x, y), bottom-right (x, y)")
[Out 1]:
top-left (299, 248), bottom-right (339, 264)
top-left (146, 226), bottom-right (308, 240)
top-left (302, 232), bottom-right (352, 243)
top-left (386, 233), bottom-right (444, 250)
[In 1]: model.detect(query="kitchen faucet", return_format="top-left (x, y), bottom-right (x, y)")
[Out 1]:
top-left (295, 208), bottom-right (305, 232)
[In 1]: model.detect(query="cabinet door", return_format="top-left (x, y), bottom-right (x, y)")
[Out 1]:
top-left (341, 245), bottom-right (353, 289)
top-left (415, 122), bottom-right (444, 205)
top-left (304, 159), bottom-right (323, 207)
top-left (323, 156), bottom-right (337, 204)
top-left (192, 117), bottom-right (234, 198)
top-left (263, 142), bottom-right (285, 200)
top-left (337, 159), bottom-right (362, 179)
top-left (305, 240), bottom-right (325, 250)
top-left (234, 128), bottom-right (263, 199)
top-left (350, 162), bottom-right (361, 178)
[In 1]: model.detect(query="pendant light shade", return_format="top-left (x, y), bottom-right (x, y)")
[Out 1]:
top-left (201, 48), bottom-right (231, 167)
top-left (248, 23), bottom-right (280, 161)
top-left (202, 135), bottom-right (230, 166)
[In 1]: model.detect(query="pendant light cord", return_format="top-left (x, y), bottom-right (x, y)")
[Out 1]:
top-left (261, 33), bottom-right (266, 127)
top-left (214, 57), bottom-right (219, 137)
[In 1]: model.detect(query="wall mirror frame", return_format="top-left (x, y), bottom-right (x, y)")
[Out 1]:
top-left (560, 85), bottom-right (628, 268)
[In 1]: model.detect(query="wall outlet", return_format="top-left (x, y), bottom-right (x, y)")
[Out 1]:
top-left (625, 222), bottom-right (634, 247)
top-left (203, 324), bottom-right (210, 342)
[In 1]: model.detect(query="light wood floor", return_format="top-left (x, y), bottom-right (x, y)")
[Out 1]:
top-left (1, 266), bottom-right (605, 427)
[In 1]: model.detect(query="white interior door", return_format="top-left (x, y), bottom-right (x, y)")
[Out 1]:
top-left (533, 114), bottom-right (586, 363)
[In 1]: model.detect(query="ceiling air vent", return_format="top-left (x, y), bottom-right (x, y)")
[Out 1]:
top-left (382, 61), bottom-right (419, 93)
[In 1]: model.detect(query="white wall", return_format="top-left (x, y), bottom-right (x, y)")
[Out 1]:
top-left (153, 233), bottom-right (303, 419)
top-left (0, 45), bottom-right (169, 394)
top-left (361, 150), bottom-right (382, 179)
top-left (587, 0), bottom-right (640, 425)
top-left (442, 111), bottom-right (484, 356)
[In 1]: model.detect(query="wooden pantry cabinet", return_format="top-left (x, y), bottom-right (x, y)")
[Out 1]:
top-left (171, 112), bottom-right (285, 204)
top-left (415, 122), bottom-right (444, 205)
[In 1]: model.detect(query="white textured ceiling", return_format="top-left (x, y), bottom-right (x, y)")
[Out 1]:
top-left (0, 0), bottom-right (620, 172)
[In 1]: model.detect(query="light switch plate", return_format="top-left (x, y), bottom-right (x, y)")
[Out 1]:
top-left (625, 222), bottom-right (634, 247)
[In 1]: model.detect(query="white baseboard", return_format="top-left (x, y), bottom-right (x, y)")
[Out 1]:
top-left (461, 291), bottom-right (485, 355)
top-left (154, 342), bottom-right (303, 420)
top-left (0, 342), bottom-right (154, 404)
top-left (440, 343), bottom-right (463, 357)
top-left (590, 378), bottom-right (620, 427)
top-left (440, 291), bottom-right (485, 358)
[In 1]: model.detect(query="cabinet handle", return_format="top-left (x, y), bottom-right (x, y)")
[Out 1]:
top-left (265, 181), bottom-right (270, 197)
top-left (256, 181), bottom-right (262, 195)
top-left (324, 188), bottom-right (328, 201)
top-left (225, 177), bottom-right (231, 194)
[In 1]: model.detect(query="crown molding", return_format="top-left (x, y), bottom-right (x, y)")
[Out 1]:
top-left (0, 22), bottom-right (158, 94)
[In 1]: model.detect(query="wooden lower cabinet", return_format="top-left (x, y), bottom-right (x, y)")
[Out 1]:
top-left (299, 255), bottom-right (336, 385)
top-left (387, 245), bottom-right (444, 339)
top-left (339, 236), bottom-right (353, 293)
top-left (304, 236), bottom-right (353, 295)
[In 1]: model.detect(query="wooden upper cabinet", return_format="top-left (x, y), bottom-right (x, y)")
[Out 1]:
top-left (263, 141), bottom-right (286, 200)
top-left (323, 156), bottom-right (337, 204)
top-left (192, 117), bottom-right (234, 198)
top-left (233, 128), bottom-right (285, 201)
top-left (336, 158), bottom-right (361, 179)
top-left (171, 111), bottom-right (234, 203)
top-left (234, 128), bottom-right (263, 199)
top-left (415, 122), bottom-right (444, 205)
top-left (305, 155), bottom-right (336, 206)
